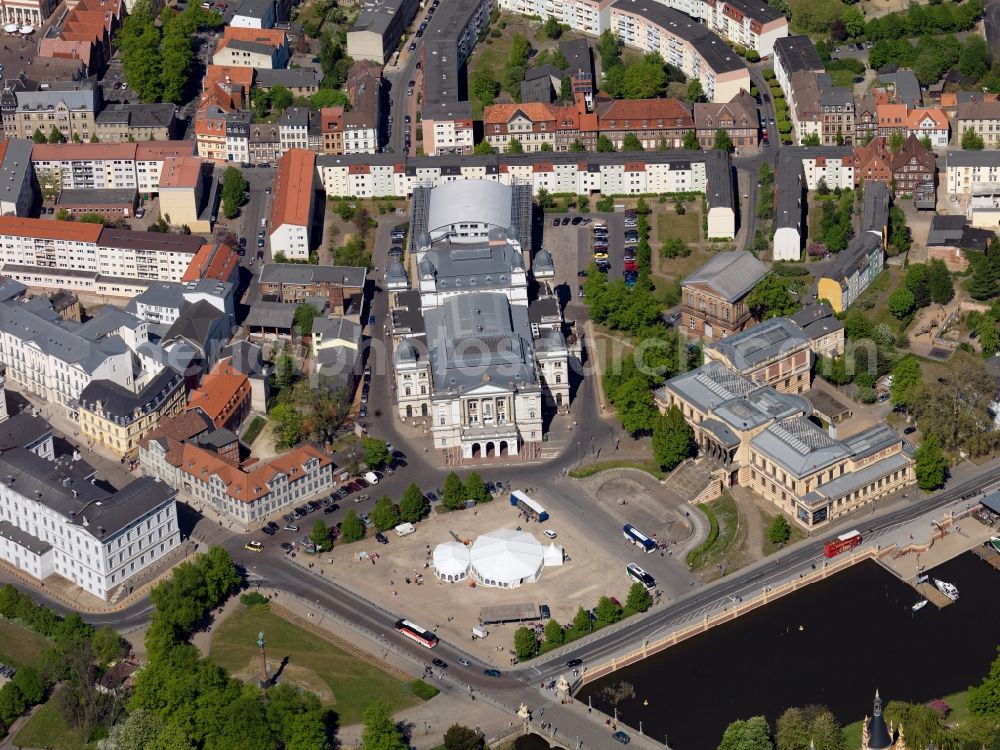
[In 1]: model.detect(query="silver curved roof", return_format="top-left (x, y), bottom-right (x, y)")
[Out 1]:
top-left (426, 181), bottom-right (513, 234)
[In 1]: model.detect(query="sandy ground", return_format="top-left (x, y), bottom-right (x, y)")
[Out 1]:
top-left (297, 499), bottom-right (632, 663)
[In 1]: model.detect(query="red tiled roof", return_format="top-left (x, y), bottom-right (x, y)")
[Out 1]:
top-left (597, 98), bottom-right (693, 128)
top-left (186, 361), bottom-right (249, 424)
top-left (0, 216), bottom-right (103, 243)
top-left (182, 242), bottom-right (239, 282)
top-left (270, 149), bottom-right (315, 230)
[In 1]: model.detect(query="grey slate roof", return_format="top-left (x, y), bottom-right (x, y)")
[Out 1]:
top-left (862, 180), bottom-right (890, 236)
top-left (609, 1), bottom-right (746, 74)
top-left (130, 281), bottom-right (185, 311)
top-left (0, 411), bottom-right (51, 452)
top-left (775, 151), bottom-right (803, 231)
top-left (826, 232), bottom-right (883, 285)
top-left (705, 152), bottom-right (734, 210)
top-left (0, 299), bottom-right (129, 374)
top-left (560, 37), bottom-right (592, 76)
top-left (0, 277), bottom-right (27, 302)
top-left (253, 68), bottom-right (322, 90)
top-left (0, 446), bottom-right (176, 540)
top-left (78, 367), bottom-right (183, 424)
top-left (926, 214), bottom-right (967, 245)
top-left (877, 71), bottom-right (921, 108)
top-left (233, 0), bottom-right (274, 19)
top-left (424, 292), bottom-right (538, 393)
top-left (751, 415), bottom-right (850, 477)
top-left (682, 250), bottom-right (769, 301)
top-left (246, 301), bottom-right (296, 329)
top-left (947, 150), bottom-right (1000, 168)
top-left (423, 242), bottom-right (524, 293)
top-left (59, 188), bottom-right (137, 206)
top-left (707, 318), bottom-right (809, 371)
top-left (259, 264), bottom-right (367, 287)
top-left (221, 340), bottom-right (265, 376)
top-left (312, 315), bottom-right (362, 345)
top-left (773, 35), bottom-right (823, 76)
top-left (0, 138), bottom-right (32, 208)
top-left (0, 520), bottom-right (51, 555)
top-left (163, 300), bottom-right (229, 351)
top-left (521, 76), bottom-right (555, 104)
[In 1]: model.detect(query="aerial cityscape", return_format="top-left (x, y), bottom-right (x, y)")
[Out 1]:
top-left (0, 0), bottom-right (999, 747)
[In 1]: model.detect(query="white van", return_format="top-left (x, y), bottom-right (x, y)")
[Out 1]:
top-left (472, 626), bottom-right (488, 639)
top-left (364, 471), bottom-right (379, 484)
top-left (395, 522), bottom-right (415, 537)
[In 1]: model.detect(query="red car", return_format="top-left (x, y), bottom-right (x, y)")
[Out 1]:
top-left (624, 259), bottom-right (639, 272)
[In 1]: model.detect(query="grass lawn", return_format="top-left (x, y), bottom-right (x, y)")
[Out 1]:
top-left (759, 509), bottom-right (807, 556)
top-left (15, 694), bottom-right (92, 750)
top-left (209, 606), bottom-right (420, 725)
top-left (854, 265), bottom-right (905, 334)
top-left (827, 68), bottom-right (857, 88)
top-left (0, 618), bottom-right (51, 670)
top-left (655, 207), bottom-right (701, 246)
top-left (688, 492), bottom-right (740, 569)
top-left (569, 460), bottom-right (665, 479)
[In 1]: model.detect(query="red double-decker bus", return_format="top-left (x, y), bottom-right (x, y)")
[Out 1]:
top-left (823, 530), bottom-right (862, 558)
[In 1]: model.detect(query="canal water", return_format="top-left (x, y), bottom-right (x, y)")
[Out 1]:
top-left (579, 553), bottom-right (1000, 750)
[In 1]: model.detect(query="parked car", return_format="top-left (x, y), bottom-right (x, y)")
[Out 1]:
top-left (613, 731), bottom-right (631, 744)
top-left (544, 529), bottom-right (558, 539)
top-left (281, 542), bottom-right (294, 552)
top-left (284, 524), bottom-right (300, 532)
top-left (571, 216), bottom-right (582, 225)
top-left (360, 514), bottom-right (373, 527)
top-left (375, 532), bottom-right (389, 544)
top-left (552, 218), bottom-right (560, 226)
top-left (261, 526), bottom-right (276, 536)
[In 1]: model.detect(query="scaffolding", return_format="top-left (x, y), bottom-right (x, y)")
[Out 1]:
top-left (409, 182), bottom-right (432, 256)
top-left (510, 179), bottom-right (533, 266)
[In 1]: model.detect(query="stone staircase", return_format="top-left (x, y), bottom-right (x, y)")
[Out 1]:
top-left (661, 458), bottom-right (725, 506)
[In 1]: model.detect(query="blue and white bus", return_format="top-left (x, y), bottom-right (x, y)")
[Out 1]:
top-left (623, 524), bottom-right (657, 553)
top-left (510, 491), bottom-right (549, 522)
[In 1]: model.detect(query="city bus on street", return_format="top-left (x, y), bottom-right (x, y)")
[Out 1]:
top-left (394, 619), bottom-right (439, 648)
top-left (623, 524), bottom-right (657, 553)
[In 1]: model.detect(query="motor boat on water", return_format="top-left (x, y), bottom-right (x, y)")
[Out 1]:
top-left (988, 537), bottom-right (1000, 553)
top-left (934, 579), bottom-right (959, 601)
top-left (911, 599), bottom-right (928, 612)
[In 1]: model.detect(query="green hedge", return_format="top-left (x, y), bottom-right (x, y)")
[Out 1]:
top-left (410, 679), bottom-right (440, 699)
top-left (685, 504), bottom-right (719, 568)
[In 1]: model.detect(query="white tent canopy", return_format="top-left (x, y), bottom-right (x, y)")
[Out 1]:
top-left (469, 528), bottom-right (545, 588)
top-left (432, 541), bottom-right (470, 582)
top-left (543, 542), bottom-right (564, 567)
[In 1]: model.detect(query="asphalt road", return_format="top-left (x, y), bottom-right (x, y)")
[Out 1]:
top-left (986, 0), bottom-right (1000, 59)
top-left (385, 36), bottom-right (424, 154)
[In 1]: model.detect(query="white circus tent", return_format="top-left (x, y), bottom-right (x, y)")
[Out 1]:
top-left (432, 541), bottom-right (470, 582)
top-left (469, 528), bottom-right (545, 588)
top-left (543, 542), bottom-right (564, 567)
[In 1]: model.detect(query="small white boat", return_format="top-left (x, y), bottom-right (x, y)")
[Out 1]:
top-left (915, 574), bottom-right (929, 584)
top-left (934, 579), bottom-right (959, 601)
top-left (988, 536), bottom-right (1000, 553)
top-left (911, 599), bottom-right (928, 612)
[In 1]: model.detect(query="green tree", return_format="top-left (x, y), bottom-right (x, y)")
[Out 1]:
top-left (687, 79), bottom-right (704, 103)
top-left (363, 438), bottom-right (390, 470)
top-left (513, 627), bottom-right (538, 659)
top-left (905, 263), bottom-right (931, 308)
top-left (625, 582), bottom-right (652, 613)
top-left (776, 707), bottom-right (844, 750)
top-left (651, 406), bottom-right (694, 471)
top-left (160, 11), bottom-right (193, 103)
top-left (888, 287), bottom-right (916, 319)
top-left (622, 132), bottom-right (644, 151)
top-left (442, 472), bottom-right (466, 510)
top-left (890, 356), bottom-right (923, 410)
top-left (979, 317), bottom-right (1000, 357)
top-left (571, 606), bottom-right (592, 634)
top-left (683, 130), bottom-right (700, 150)
top-left (842, 6), bottom-right (866, 37)
top-left (569, 138), bottom-right (586, 152)
top-left (888, 204), bottom-right (911, 255)
top-left (718, 716), bottom-right (774, 750)
top-left (767, 515), bottom-right (791, 545)
top-left (596, 135), bottom-right (616, 152)
top-left (914, 435), bottom-right (948, 490)
top-left (539, 142), bottom-right (553, 152)
top-left (473, 140), bottom-right (494, 155)
top-left (399, 483), bottom-right (428, 523)
top-left (370, 496), bottom-right (400, 532)
top-left (541, 15), bottom-right (562, 39)
top-left (969, 646), bottom-right (1000, 717)
top-left (361, 700), bottom-right (408, 750)
top-left (959, 35), bottom-right (992, 80)
top-left (968, 255), bottom-right (999, 300)
top-left (598, 30), bottom-right (621, 68)
top-left (464, 472), bottom-right (491, 504)
top-left (470, 69), bottom-right (499, 107)
top-left (560, 75), bottom-right (573, 102)
top-left (927, 259), bottom-right (954, 304)
top-left (443, 725), bottom-right (486, 750)
top-left (883, 702), bottom-right (950, 750)
top-left (100, 709), bottom-right (164, 750)
top-left (963, 128), bottom-right (986, 150)
top-left (310, 519), bottom-right (333, 551)
top-left (10, 665), bottom-right (44, 706)
top-left (661, 237), bottom-right (690, 258)
top-left (713, 128), bottom-right (733, 151)
top-left (115, 0), bottom-right (163, 101)
top-left (340, 510), bottom-right (366, 542)
top-left (91, 626), bottom-right (126, 665)
top-left (48, 126), bottom-right (66, 144)
top-left (55, 208), bottom-right (72, 222)
top-left (594, 595), bottom-right (622, 625)
top-left (746, 275), bottom-right (798, 319)
top-left (507, 138), bottom-right (524, 154)
top-left (293, 303), bottom-right (319, 335)
top-left (220, 166), bottom-right (249, 220)
top-left (888, 131), bottom-right (905, 152)
top-left (802, 132), bottom-right (821, 147)
top-left (269, 402), bottom-right (304, 448)
top-left (32, 128), bottom-right (47, 144)
top-left (543, 619), bottom-right (565, 646)
top-left (621, 60), bottom-right (666, 98)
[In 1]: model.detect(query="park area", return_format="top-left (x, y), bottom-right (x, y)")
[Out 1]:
top-left (208, 605), bottom-right (420, 726)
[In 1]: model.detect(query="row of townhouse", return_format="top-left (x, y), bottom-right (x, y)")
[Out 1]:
top-left (0, 411), bottom-right (181, 602)
top-left (195, 62), bottom-right (381, 162)
top-left (955, 93), bottom-right (1000, 147)
top-left (498, 0), bottom-right (787, 54)
top-left (946, 150), bottom-right (1000, 229)
top-left (483, 91), bottom-right (758, 153)
top-left (775, 36), bottom-right (949, 147)
top-left (313, 149), bottom-right (737, 238)
top-left (30, 140), bottom-right (197, 196)
top-left (139, 411), bottom-right (335, 528)
top-left (0, 216), bottom-right (212, 293)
